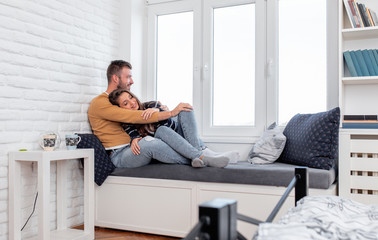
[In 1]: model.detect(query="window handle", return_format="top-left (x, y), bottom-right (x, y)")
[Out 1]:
top-left (202, 64), bottom-right (209, 81)
top-left (266, 59), bottom-right (273, 78)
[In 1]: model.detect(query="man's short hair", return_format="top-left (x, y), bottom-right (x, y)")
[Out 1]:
top-left (106, 60), bottom-right (132, 83)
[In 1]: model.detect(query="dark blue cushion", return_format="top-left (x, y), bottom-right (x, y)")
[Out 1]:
top-left (77, 133), bottom-right (116, 186)
top-left (277, 107), bottom-right (340, 170)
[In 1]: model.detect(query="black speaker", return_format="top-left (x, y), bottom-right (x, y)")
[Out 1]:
top-left (198, 198), bottom-right (237, 240)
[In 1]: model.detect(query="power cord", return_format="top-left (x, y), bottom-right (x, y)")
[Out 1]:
top-left (21, 192), bottom-right (38, 231)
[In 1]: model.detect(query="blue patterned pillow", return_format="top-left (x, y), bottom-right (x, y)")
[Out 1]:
top-left (278, 107), bottom-right (340, 170)
top-left (77, 133), bottom-right (116, 186)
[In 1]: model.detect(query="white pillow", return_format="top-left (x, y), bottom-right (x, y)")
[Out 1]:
top-left (248, 123), bottom-right (286, 164)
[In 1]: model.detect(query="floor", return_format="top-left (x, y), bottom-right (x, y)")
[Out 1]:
top-left (75, 226), bottom-right (180, 240)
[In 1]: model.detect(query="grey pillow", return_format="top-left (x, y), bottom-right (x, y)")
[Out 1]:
top-left (248, 123), bottom-right (286, 164)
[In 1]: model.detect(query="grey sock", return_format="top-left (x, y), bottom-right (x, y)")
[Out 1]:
top-left (201, 155), bottom-right (230, 168)
top-left (192, 158), bottom-right (205, 168)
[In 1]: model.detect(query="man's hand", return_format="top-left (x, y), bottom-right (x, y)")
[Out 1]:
top-left (141, 108), bottom-right (160, 120)
top-left (131, 137), bottom-right (142, 155)
top-left (171, 103), bottom-right (193, 117)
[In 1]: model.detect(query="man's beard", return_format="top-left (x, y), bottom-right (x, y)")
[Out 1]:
top-left (117, 82), bottom-right (130, 91)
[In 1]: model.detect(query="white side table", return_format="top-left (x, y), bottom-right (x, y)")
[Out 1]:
top-left (9, 149), bottom-right (95, 240)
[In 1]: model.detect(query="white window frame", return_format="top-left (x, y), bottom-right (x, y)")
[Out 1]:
top-left (146, 0), bottom-right (202, 117)
top-left (266, 0), bottom-right (339, 125)
top-left (202, 0), bottom-right (266, 140)
top-left (146, 0), bottom-right (338, 142)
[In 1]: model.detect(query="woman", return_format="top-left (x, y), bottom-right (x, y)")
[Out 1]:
top-left (109, 88), bottom-right (231, 168)
top-left (109, 89), bottom-right (179, 151)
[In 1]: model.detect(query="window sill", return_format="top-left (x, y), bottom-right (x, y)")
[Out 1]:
top-left (200, 136), bottom-right (258, 144)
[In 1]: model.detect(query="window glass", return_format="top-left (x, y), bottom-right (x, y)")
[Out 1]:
top-left (156, 12), bottom-right (193, 109)
top-left (213, 4), bottom-right (255, 126)
top-left (278, 0), bottom-right (327, 124)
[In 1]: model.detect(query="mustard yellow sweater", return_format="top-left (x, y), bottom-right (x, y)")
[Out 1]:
top-left (88, 92), bottom-right (159, 148)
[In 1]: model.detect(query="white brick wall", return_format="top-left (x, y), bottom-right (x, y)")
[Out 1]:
top-left (0, 0), bottom-right (121, 239)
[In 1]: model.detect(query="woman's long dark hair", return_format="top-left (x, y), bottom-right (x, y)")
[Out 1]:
top-left (109, 89), bottom-right (143, 109)
top-left (109, 89), bottom-right (157, 138)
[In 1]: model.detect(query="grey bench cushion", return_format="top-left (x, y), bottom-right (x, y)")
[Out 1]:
top-left (111, 161), bottom-right (336, 189)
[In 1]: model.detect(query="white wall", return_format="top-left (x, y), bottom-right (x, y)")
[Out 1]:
top-left (0, 0), bottom-right (123, 239)
top-left (120, 0), bottom-right (147, 99)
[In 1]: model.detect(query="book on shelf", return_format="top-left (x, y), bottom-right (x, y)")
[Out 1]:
top-left (355, 50), bottom-right (370, 76)
top-left (371, 11), bottom-right (378, 25)
top-left (353, 1), bottom-right (365, 27)
top-left (344, 49), bottom-right (378, 77)
top-left (344, 115), bottom-right (378, 120)
top-left (343, 120), bottom-right (378, 123)
top-left (343, 0), bottom-right (355, 27)
top-left (368, 50), bottom-right (378, 75)
top-left (342, 122), bottom-right (378, 129)
top-left (362, 3), bottom-right (372, 26)
top-left (367, 7), bottom-right (376, 26)
top-left (361, 49), bottom-right (376, 76)
top-left (361, 3), bottom-right (368, 26)
top-left (374, 50), bottom-right (378, 66)
top-left (349, 0), bottom-right (378, 28)
top-left (357, 3), bottom-right (368, 27)
top-left (343, 51), bottom-right (358, 77)
top-left (344, 0), bottom-right (357, 27)
top-left (348, 0), bottom-right (361, 27)
top-left (349, 51), bottom-right (363, 76)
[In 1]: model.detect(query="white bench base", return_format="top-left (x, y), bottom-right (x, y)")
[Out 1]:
top-left (95, 176), bottom-right (337, 239)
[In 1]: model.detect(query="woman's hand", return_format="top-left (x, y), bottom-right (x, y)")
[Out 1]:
top-left (158, 101), bottom-right (169, 111)
top-left (170, 103), bottom-right (193, 117)
top-left (131, 137), bottom-right (142, 155)
top-left (141, 108), bottom-right (160, 120)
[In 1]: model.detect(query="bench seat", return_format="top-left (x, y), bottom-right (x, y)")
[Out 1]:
top-left (77, 133), bottom-right (338, 238)
top-left (111, 161), bottom-right (336, 189)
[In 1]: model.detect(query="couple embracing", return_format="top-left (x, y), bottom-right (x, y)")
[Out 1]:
top-left (88, 60), bottom-right (238, 169)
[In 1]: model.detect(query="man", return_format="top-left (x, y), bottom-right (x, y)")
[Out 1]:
top-left (88, 60), bottom-right (140, 149)
top-left (88, 60), bottom-right (232, 168)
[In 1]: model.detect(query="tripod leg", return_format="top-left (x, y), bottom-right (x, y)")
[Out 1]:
top-left (237, 231), bottom-right (248, 240)
top-left (182, 216), bottom-right (210, 240)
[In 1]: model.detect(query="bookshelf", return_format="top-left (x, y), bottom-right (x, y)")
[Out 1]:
top-left (339, 0), bottom-right (378, 204)
top-left (339, 0), bottom-right (378, 116)
top-left (342, 26), bottom-right (378, 40)
top-left (342, 76), bottom-right (378, 84)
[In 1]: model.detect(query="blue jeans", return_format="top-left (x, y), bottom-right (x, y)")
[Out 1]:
top-left (110, 111), bottom-right (203, 168)
top-left (172, 114), bottom-right (205, 150)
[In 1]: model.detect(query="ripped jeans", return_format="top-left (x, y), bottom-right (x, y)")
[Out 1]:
top-left (110, 111), bottom-right (205, 168)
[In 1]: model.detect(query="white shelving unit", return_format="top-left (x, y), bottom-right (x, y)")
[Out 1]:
top-left (8, 149), bottom-right (95, 240)
top-left (338, 0), bottom-right (378, 204)
top-left (342, 26), bottom-right (378, 40)
top-left (339, 0), bottom-right (378, 115)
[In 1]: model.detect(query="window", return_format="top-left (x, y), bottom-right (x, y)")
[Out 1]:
top-left (146, 0), bottom-right (201, 113)
top-left (201, 0), bottom-right (265, 138)
top-left (147, 0), bottom-right (337, 141)
top-left (212, 4), bottom-right (255, 126)
top-left (277, 0), bottom-right (327, 124)
top-left (156, 12), bottom-right (194, 109)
